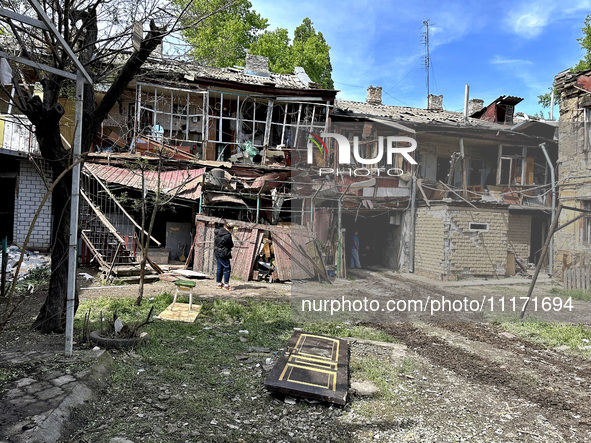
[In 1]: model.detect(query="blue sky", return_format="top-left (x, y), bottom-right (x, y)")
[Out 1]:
top-left (250, 0), bottom-right (591, 117)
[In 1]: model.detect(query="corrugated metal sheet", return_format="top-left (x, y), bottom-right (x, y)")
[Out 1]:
top-left (84, 163), bottom-right (205, 201)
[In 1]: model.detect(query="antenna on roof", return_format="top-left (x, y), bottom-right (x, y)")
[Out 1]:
top-left (421, 19), bottom-right (434, 108)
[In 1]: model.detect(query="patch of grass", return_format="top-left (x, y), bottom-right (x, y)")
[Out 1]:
top-left (348, 354), bottom-right (416, 421)
top-left (9, 265), bottom-right (50, 297)
top-left (350, 355), bottom-right (413, 402)
top-left (500, 320), bottom-right (591, 352)
top-left (549, 286), bottom-right (591, 301)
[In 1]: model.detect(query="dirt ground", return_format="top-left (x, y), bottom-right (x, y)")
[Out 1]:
top-left (2, 268), bottom-right (591, 442)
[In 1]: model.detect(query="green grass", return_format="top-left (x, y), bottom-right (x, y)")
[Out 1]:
top-left (500, 320), bottom-right (591, 353)
top-left (71, 292), bottom-right (408, 440)
top-left (549, 286), bottom-right (591, 301)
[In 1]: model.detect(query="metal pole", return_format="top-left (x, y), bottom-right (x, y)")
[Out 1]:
top-left (1, 237), bottom-right (7, 298)
top-left (409, 175), bottom-right (417, 273)
top-left (463, 84), bottom-right (469, 121)
top-left (540, 143), bottom-right (555, 274)
top-left (337, 198), bottom-right (342, 277)
top-left (65, 71), bottom-right (84, 356)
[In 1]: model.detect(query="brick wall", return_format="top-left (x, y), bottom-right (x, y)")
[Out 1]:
top-left (13, 159), bottom-right (53, 250)
top-left (507, 213), bottom-right (531, 265)
top-left (447, 208), bottom-right (508, 277)
top-left (413, 205), bottom-right (516, 278)
top-left (414, 208), bottom-right (446, 276)
top-left (554, 86), bottom-right (591, 277)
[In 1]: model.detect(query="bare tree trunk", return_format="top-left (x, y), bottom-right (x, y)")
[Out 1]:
top-left (135, 158), bottom-right (162, 306)
top-left (25, 21), bottom-right (166, 332)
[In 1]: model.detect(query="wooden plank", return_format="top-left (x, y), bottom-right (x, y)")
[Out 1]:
top-left (265, 331), bottom-right (349, 405)
top-left (80, 231), bottom-right (109, 269)
top-left (231, 227), bottom-right (260, 281)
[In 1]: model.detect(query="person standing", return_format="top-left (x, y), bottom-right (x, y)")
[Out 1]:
top-left (214, 222), bottom-right (235, 290)
top-left (350, 230), bottom-right (361, 269)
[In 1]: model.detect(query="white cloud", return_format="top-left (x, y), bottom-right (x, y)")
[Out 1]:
top-left (490, 55), bottom-right (533, 65)
top-left (505, 0), bottom-right (591, 38)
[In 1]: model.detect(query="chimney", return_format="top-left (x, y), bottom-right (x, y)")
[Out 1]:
top-left (428, 94), bottom-right (443, 111)
top-left (367, 86), bottom-right (382, 105)
top-left (245, 54), bottom-right (269, 75)
top-left (468, 98), bottom-right (484, 116)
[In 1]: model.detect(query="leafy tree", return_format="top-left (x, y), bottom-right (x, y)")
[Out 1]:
top-left (291, 18), bottom-right (334, 89)
top-left (248, 28), bottom-right (293, 74)
top-left (249, 18), bottom-right (334, 89)
top-left (173, 0), bottom-right (268, 67)
top-left (573, 14), bottom-right (591, 72)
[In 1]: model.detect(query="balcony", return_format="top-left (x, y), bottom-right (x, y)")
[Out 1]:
top-left (0, 114), bottom-right (40, 156)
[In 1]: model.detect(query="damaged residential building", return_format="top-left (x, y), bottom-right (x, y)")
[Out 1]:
top-left (1, 45), bottom-right (558, 283)
top-left (553, 68), bottom-right (591, 287)
top-left (323, 87), bottom-right (558, 279)
top-left (1, 51), bottom-right (338, 281)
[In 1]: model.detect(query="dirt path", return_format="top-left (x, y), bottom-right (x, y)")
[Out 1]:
top-left (294, 270), bottom-right (591, 441)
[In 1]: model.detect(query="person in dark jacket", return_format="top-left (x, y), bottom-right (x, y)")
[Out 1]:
top-left (214, 222), bottom-right (235, 290)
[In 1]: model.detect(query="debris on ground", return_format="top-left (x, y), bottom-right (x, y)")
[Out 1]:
top-left (1, 245), bottom-right (50, 283)
top-left (265, 331), bottom-right (349, 405)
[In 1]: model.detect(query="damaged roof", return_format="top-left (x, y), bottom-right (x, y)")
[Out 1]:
top-left (334, 100), bottom-right (503, 128)
top-left (84, 163), bottom-right (205, 201)
top-left (333, 99), bottom-right (556, 145)
top-left (140, 57), bottom-right (334, 93)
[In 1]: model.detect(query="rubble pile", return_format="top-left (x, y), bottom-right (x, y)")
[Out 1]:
top-left (1, 246), bottom-right (50, 282)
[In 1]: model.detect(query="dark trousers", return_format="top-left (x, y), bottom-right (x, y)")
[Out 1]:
top-left (216, 256), bottom-right (231, 284)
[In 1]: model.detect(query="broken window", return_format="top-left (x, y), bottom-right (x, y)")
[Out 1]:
top-left (498, 145), bottom-right (551, 187)
top-left (498, 145), bottom-right (526, 186)
top-left (275, 101), bottom-right (330, 167)
top-left (581, 200), bottom-right (591, 245)
top-left (584, 108), bottom-right (591, 152)
top-left (204, 93), bottom-right (329, 163)
top-left (135, 83), bottom-right (206, 157)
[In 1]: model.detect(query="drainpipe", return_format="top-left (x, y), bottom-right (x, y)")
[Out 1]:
top-left (409, 175), bottom-right (417, 273)
top-left (540, 143), bottom-right (555, 274)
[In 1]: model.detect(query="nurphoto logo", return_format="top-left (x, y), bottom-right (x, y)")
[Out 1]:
top-left (306, 132), bottom-right (418, 177)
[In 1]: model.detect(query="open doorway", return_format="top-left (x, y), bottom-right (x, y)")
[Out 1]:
top-left (342, 212), bottom-right (402, 270)
top-left (530, 214), bottom-right (548, 265)
top-left (0, 156), bottom-right (18, 243)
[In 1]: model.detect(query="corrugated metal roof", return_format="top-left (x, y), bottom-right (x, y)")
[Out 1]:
top-left (84, 163), bottom-right (205, 201)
